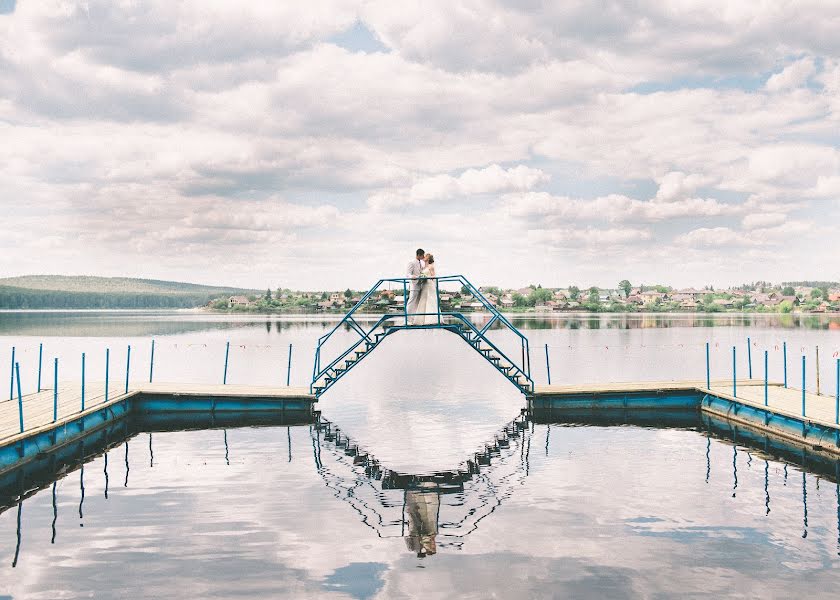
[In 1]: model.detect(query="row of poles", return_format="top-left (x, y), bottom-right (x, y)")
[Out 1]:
top-left (541, 339), bottom-right (840, 423)
top-left (703, 338), bottom-right (840, 423)
top-left (8, 339), bottom-right (295, 434)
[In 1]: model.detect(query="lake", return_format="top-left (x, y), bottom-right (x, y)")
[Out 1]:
top-left (1, 311), bottom-right (840, 598)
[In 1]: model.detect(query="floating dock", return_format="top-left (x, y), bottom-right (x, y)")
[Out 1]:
top-left (530, 379), bottom-right (840, 455)
top-left (0, 382), bottom-right (315, 475)
top-left (3, 375), bottom-right (839, 477)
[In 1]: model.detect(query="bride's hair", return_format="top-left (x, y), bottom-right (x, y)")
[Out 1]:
top-left (426, 254), bottom-right (434, 264)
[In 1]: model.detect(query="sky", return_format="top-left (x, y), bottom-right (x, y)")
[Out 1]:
top-left (0, 1), bottom-right (839, 291)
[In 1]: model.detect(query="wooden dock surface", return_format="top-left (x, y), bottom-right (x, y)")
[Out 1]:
top-left (0, 383), bottom-right (314, 446)
top-left (706, 383), bottom-right (839, 430)
top-left (533, 379), bottom-right (770, 395)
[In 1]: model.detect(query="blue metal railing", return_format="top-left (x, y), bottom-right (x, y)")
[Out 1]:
top-left (311, 275), bottom-right (533, 396)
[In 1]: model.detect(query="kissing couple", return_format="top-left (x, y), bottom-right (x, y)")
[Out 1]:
top-left (406, 248), bottom-right (438, 325)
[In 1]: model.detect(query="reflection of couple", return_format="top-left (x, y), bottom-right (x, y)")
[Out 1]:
top-left (405, 248), bottom-right (438, 325)
top-left (404, 484), bottom-right (440, 557)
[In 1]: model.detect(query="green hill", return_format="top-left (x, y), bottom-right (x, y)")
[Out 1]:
top-left (0, 275), bottom-right (259, 309)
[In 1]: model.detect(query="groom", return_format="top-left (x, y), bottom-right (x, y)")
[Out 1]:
top-left (405, 248), bottom-right (425, 325)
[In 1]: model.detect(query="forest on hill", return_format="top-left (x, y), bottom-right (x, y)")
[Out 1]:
top-left (0, 276), bottom-right (258, 309)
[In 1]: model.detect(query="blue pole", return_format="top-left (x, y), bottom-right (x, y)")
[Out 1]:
top-left (223, 341), bottom-right (230, 385)
top-left (705, 342), bottom-right (710, 389)
top-left (53, 358), bottom-right (58, 422)
top-left (544, 344), bottom-right (551, 385)
top-left (764, 350), bottom-right (768, 406)
top-left (835, 358), bottom-right (839, 425)
top-left (9, 346), bottom-right (14, 401)
top-left (37, 343), bottom-right (43, 392)
top-left (149, 339), bottom-right (155, 383)
top-left (747, 337), bottom-right (752, 379)
top-left (81, 352), bottom-right (86, 412)
top-left (15, 362), bottom-right (23, 433)
top-left (105, 348), bottom-right (110, 404)
top-left (125, 345), bottom-right (131, 393)
top-left (287, 343), bottom-right (293, 386)
top-left (802, 355), bottom-right (806, 417)
top-left (783, 341), bottom-right (787, 388)
top-left (732, 346), bottom-right (737, 397)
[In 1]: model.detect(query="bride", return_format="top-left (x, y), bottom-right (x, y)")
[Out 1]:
top-left (415, 253), bottom-right (438, 325)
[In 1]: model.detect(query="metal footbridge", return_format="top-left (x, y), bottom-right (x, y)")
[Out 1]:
top-left (311, 275), bottom-right (534, 397)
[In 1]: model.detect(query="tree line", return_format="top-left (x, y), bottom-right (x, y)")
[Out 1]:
top-left (0, 286), bottom-right (219, 309)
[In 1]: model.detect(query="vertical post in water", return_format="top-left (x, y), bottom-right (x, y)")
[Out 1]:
top-left (783, 341), bottom-right (788, 388)
top-left (53, 358), bottom-right (58, 422)
top-left (9, 346), bottom-right (14, 401)
top-left (37, 343), bottom-right (43, 393)
top-left (816, 346), bottom-right (821, 395)
top-left (747, 337), bottom-right (752, 379)
top-left (125, 345), bottom-right (131, 394)
top-left (223, 341), bottom-right (230, 385)
top-left (801, 355), bottom-right (806, 417)
top-left (104, 348), bottom-right (110, 404)
top-left (764, 350), bottom-right (769, 406)
top-left (544, 344), bottom-right (551, 385)
top-left (705, 342), bottom-right (710, 389)
top-left (149, 339), bottom-right (155, 383)
top-left (835, 358), bottom-right (839, 425)
top-left (15, 362), bottom-right (23, 433)
top-left (287, 343), bottom-right (293, 386)
top-left (732, 346), bottom-right (737, 397)
top-left (81, 352), bottom-right (86, 412)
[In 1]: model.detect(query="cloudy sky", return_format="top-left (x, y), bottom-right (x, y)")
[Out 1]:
top-left (1, 1), bottom-right (838, 290)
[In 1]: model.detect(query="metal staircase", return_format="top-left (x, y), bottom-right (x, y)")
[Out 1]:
top-left (311, 275), bottom-right (533, 397)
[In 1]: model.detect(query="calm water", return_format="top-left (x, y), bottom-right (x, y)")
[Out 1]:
top-left (2, 311), bottom-right (840, 598)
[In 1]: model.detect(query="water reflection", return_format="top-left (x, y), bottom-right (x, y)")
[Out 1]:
top-left (311, 412), bottom-right (533, 554)
top-left (4, 408), bottom-right (840, 576)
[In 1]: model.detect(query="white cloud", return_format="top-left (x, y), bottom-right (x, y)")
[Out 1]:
top-left (654, 172), bottom-right (713, 203)
top-left (500, 192), bottom-right (741, 223)
top-left (530, 226), bottom-right (653, 248)
top-left (675, 227), bottom-right (762, 248)
top-left (742, 212), bottom-right (786, 230)
top-left (368, 164), bottom-right (549, 211)
top-left (765, 58), bottom-right (817, 92)
top-left (1, 2), bottom-right (839, 288)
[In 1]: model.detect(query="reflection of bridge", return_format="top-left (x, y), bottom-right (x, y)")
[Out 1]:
top-left (311, 275), bottom-right (534, 397)
top-left (310, 411), bottom-right (534, 554)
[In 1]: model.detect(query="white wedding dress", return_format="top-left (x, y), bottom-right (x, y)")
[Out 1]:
top-left (415, 267), bottom-right (439, 325)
